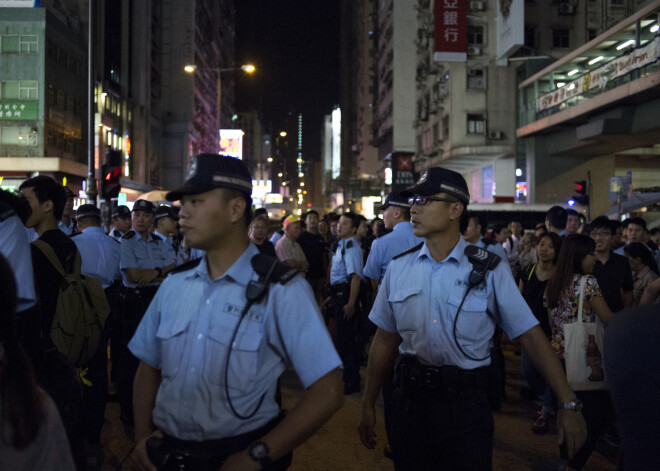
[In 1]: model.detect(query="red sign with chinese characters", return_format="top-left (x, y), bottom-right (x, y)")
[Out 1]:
top-left (434, 0), bottom-right (467, 62)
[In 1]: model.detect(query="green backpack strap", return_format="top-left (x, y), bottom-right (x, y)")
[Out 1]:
top-left (32, 239), bottom-right (82, 277)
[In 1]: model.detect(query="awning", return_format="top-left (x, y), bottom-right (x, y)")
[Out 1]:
top-left (603, 192), bottom-right (660, 218)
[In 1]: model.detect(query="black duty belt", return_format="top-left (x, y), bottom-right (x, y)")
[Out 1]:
top-left (328, 282), bottom-right (350, 299)
top-left (122, 285), bottom-right (159, 297)
top-left (395, 355), bottom-right (489, 397)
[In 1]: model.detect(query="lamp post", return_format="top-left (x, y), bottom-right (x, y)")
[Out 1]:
top-left (184, 64), bottom-right (255, 133)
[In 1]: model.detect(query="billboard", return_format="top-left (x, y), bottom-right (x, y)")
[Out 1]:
top-left (219, 129), bottom-right (243, 159)
top-left (496, 0), bottom-right (525, 59)
top-left (434, 0), bottom-right (467, 62)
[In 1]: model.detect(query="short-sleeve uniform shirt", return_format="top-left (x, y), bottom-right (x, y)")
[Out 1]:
top-left (120, 231), bottom-right (176, 287)
top-left (0, 205), bottom-right (36, 311)
top-left (364, 222), bottom-right (423, 281)
top-left (128, 243), bottom-right (342, 440)
top-left (72, 226), bottom-right (121, 289)
top-left (330, 237), bottom-right (363, 285)
top-left (369, 237), bottom-right (538, 369)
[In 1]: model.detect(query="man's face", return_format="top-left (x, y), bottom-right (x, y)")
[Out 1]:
top-left (566, 215), bottom-right (580, 234)
top-left (132, 210), bottom-right (155, 234)
top-left (336, 216), bottom-right (356, 239)
top-left (62, 197), bottom-right (73, 219)
top-left (251, 219), bottom-right (269, 241)
top-left (494, 228), bottom-right (509, 245)
top-left (285, 221), bottom-right (302, 241)
top-left (114, 216), bottom-right (132, 233)
top-left (614, 226), bottom-right (623, 244)
top-left (330, 220), bottom-right (338, 236)
top-left (21, 186), bottom-right (49, 229)
top-left (157, 217), bottom-right (178, 237)
top-left (651, 232), bottom-right (660, 246)
top-left (305, 213), bottom-right (319, 231)
top-left (463, 217), bottom-right (481, 243)
top-left (382, 206), bottom-right (396, 230)
top-left (179, 189), bottom-right (243, 250)
top-left (590, 227), bottom-right (612, 252)
top-left (510, 221), bottom-right (522, 237)
top-left (409, 193), bottom-right (460, 238)
top-left (627, 223), bottom-right (644, 243)
top-left (357, 221), bottom-right (369, 239)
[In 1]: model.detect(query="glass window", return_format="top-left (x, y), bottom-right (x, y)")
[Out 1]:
top-left (553, 29), bottom-right (570, 48)
top-left (0, 127), bottom-right (19, 145)
top-left (19, 35), bottom-right (38, 53)
top-left (467, 26), bottom-right (484, 45)
top-left (467, 114), bottom-right (485, 134)
top-left (19, 81), bottom-right (38, 100)
top-left (1, 81), bottom-right (20, 99)
top-left (0, 35), bottom-right (19, 53)
top-left (467, 69), bottom-right (485, 89)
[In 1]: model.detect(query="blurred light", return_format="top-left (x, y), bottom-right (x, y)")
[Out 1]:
top-left (651, 24), bottom-right (659, 33)
top-left (568, 83), bottom-right (576, 90)
top-left (184, 65), bottom-right (196, 73)
top-left (557, 82), bottom-right (566, 88)
top-left (232, 114), bottom-right (238, 121)
top-left (303, 191), bottom-right (307, 194)
top-left (277, 172), bottom-right (283, 177)
top-left (567, 199), bottom-right (576, 207)
top-left (282, 182), bottom-right (286, 186)
top-left (567, 69), bottom-right (579, 76)
top-left (588, 56), bottom-right (604, 65)
top-left (297, 189), bottom-right (302, 193)
top-left (300, 182), bottom-right (305, 186)
top-left (616, 40), bottom-right (635, 50)
top-left (280, 131), bottom-right (287, 137)
top-left (63, 177), bottom-right (68, 186)
top-left (267, 157), bottom-right (273, 162)
top-left (298, 172), bottom-right (304, 177)
top-left (241, 64), bottom-right (256, 73)
top-left (515, 168), bottom-right (522, 177)
top-left (296, 158), bottom-right (302, 164)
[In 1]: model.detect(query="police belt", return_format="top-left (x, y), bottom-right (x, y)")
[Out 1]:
top-left (328, 282), bottom-right (350, 300)
top-left (146, 412), bottom-right (291, 471)
top-left (121, 285), bottom-right (159, 299)
top-left (394, 355), bottom-right (489, 397)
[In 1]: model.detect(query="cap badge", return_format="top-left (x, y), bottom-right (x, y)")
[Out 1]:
top-left (418, 171), bottom-right (428, 184)
top-left (186, 158), bottom-right (198, 179)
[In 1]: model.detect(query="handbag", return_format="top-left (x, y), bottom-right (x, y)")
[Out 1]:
top-left (563, 275), bottom-right (608, 391)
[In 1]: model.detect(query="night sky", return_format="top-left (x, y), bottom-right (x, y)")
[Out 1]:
top-left (234, 0), bottom-right (341, 161)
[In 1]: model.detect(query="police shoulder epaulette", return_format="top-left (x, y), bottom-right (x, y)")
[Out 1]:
top-left (167, 257), bottom-right (202, 276)
top-left (251, 253), bottom-right (298, 285)
top-left (392, 242), bottom-right (424, 260)
top-left (151, 233), bottom-right (163, 241)
top-left (0, 203), bottom-right (16, 222)
top-left (71, 232), bottom-right (81, 237)
top-left (121, 230), bottom-right (136, 240)
top-left (346, 240), bottom-right (354, 249)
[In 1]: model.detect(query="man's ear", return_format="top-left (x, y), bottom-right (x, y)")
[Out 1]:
top-left (228, 196), bottom-right (247, 224)
top-left (42, 199), bottom-right (54, 215)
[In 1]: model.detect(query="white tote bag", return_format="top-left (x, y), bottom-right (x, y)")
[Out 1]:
top-left (563, 276), bottom-right (608, 391)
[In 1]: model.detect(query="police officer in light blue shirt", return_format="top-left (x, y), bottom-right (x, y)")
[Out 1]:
top-left (358, 167), bottom-right (588, 470)
top-left (72, 204), bottom-right (120, 289)
top-left (462, 211), bottom-right (508, 265)
top-left (153, 205), bottom-right (179, 264)
top-left (109, 205), bottom-right (132, 240)
top-left (58, 186), bottom-right (77, 236)
top-left (128, 154), bottom-right (343, 471)
top-left (117, 198), bottom-right (176, 431)
top-left (329, 212), bottom-right (364, 395)
top-left (364, 191), bottom-right (423, 289)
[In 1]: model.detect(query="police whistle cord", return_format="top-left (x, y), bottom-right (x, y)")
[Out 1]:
top-left (224, 257), bottom-right (280, 420)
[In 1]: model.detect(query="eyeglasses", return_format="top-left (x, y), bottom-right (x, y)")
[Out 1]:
top-left (590, 231), bottom-right (612, 239)
top-left (408, 195), bottom-right (458, 206)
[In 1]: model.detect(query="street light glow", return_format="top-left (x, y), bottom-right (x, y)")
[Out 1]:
top-left (184, 65), bottom-right (196, 73)
top-left (616, 40), bottom-right (635, 50)
top-left (280, 132), bottom-right (287, 137)
top-left (267, 157), bottom-right (273, 162)
top-left (241, 64), bottom-right (256, 73)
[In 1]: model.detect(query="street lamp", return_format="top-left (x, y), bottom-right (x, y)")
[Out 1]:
top-left (184, 63), bottom-right (256, 134)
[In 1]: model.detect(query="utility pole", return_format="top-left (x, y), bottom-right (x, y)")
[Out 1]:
top-left (85, 0), bottom-right (98, 204)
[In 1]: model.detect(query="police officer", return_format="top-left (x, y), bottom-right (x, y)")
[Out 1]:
top-left (109, 205), bottom-right (132, 240)
top-left (118, 199), bottom-right (176, 431)
top-left (153, 205), bottom-right (179, 263)
top-left (358, 167), bottom-right (587, 470)
top-left (364, 191), bottom-right (423, 291)
top-left (58, 186), bottom-right (77, 236)
top-left (462, 211), bottom-right (508, 262)
top-left (128, 154), bottom-right (343, 471)
top-left (329, 212), bottom-right (364, 395)
top-left (71, 204), bottom-right (121, 451)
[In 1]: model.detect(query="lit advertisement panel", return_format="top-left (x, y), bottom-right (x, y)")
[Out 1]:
top-left (434, 0), bottom-right (467, 62)
top-left (219, 129), bottom-right (243, 159)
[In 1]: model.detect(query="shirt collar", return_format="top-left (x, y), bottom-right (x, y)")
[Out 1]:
top-left (154, 231), bottom-right (170, 241)
top-left (340, 236), bottom-right (357, 247)
top-left (83, 226), bottom-right (105, 234)
top-left (417, 236), bottom-right (465, 263)
top-left (186, 242), bottom-right (258, 287)
top-left (393, 221), bottom-right (412, 232)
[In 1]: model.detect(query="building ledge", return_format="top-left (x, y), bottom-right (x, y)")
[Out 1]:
top-left (0, 157), bottom-right (88, 177)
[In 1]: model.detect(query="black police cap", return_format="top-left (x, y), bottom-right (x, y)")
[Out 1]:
top-left (379, 191), bottom-right (410, 210)
top-left (166, 154), bottom-right (252, 202)
top-left (132, 199), bottom-right (156, 214)
top-left (401, 167), bottom-right (470, 204)
top-left (112, 205), bottom-right (131, 219)
top-left (76, 204), bottom-right (101, 220)
top-left (155, 205), bottom-right (178, 221)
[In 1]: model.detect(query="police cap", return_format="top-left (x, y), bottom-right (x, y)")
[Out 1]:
top-left (401, 167), bottom-right (470, 205)
top-left (379, 191), bottom-right (410, 210)
top-left (112, 205), bottom-right (131, 219)
top-left (132, 199), bottom-right (155, 214)
top-left (155, 205), bottom-right (178, 221)
top-left (166, 154), bottom-right (253, 202)
top-left (76, 204), bottom-right (101, 221)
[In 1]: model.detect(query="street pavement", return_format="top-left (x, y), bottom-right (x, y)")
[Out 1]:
top-left (98, 345), bottom-right (618, 470)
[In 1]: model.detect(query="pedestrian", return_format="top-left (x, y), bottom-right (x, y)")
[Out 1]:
top-left (0, 253), bottom-right (76, 471)
top-left (58, 186), bottom-right (77, 236)
top-left (109, 205), bottom-right (132, 240)
top-left (589, 216), bottom-right (634, 312)
top-left (328, 212), bottom-right (364, 395)
top-left (274, 215), bottom-right (309, 274)
top-left (518, 232), bottom-right (538, 270)
top-left (546, 206), bottom-right (568, 236)
top-left (298, 210), bottom-right (327, 305)
top-left (503, 220), bottom-right (523, 278)
top-left (18, 176), bottom-right (86, 469)
top-left (358, 167), bottom-right (587, 470)
top-left (128, 154), bottom-right (343, 471)
top-left (519, 232), bottom-right (562, 433)
top-left (71, 204), bottom-right (121, 458)
top-left (623, 242), bottom-right (659, 306)
top-left (117, 198), bottom-right (176, 434)
top-left (462, 211), bottom-right (507, 262)
top-left (565, 209), bottom-right (580, 235)
top-left (545, 234), bottom-right (614, 471)
top-left (250, 214), bottom-right (277, 258)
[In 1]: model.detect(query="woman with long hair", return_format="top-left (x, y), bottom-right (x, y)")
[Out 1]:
top-left (0, 254), bottom-right (75, 470)
top-left (519, 232), bottom-right (562, 433)
top-left (624, 242), bottom-right (659, 306)
top-left (545, 234), bottom-right (613, 471)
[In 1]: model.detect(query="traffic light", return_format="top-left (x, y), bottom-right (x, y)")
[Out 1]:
top-left (101, 149), bottom-right (122, 200)
top-left (573, 180), bottom-right (589, 206)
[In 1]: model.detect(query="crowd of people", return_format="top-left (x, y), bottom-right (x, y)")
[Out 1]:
top-left (1, 157), bottom-right (659, 470)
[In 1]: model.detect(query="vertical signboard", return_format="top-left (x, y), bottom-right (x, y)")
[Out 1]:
top-left (218, 129), bottom-right (243, 159)
top-left (434, 0), bottom-right (467, 62)
top-left (496, 0), bottom-right (525, 59)
top-left (391, 153), bottom-right (416, 194)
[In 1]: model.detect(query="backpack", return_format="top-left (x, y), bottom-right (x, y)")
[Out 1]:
top-left (32, 240), bottom-right (110, 366)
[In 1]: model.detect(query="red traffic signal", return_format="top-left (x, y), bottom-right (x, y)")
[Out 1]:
top-left (574, 180), bottom-right (587, 195)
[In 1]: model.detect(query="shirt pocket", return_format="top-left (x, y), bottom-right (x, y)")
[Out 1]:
top-left (447, 290), bottom-right (492, 345)
top-left (205, 319), bottom-right (264, 394)
top-left (156, 320), bottom-right (190, 379)
top-left (388, 286), bottom-right (422, 332)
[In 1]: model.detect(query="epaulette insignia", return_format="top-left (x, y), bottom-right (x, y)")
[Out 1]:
top-left (167, 257), bottom-right (202, 276)
top-left (151, 233), bottom-right (162, 241)
top-left (121, 230), bottom-right (136, 240)
top-left (346, 240), bottom-right (354, 249)
top-left (393, 242), bottom-right (424, 260)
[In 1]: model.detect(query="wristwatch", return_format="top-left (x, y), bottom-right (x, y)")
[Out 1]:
top-left (557, 398), bottom-right (583, 412)
top-left (248, 440), bottom-right (273, 468)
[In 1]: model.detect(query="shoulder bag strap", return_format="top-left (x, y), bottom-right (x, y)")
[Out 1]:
top-left (577, 275), bottom-right (587, 323)
top-left (32, 239), bottom-right (66, 277)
